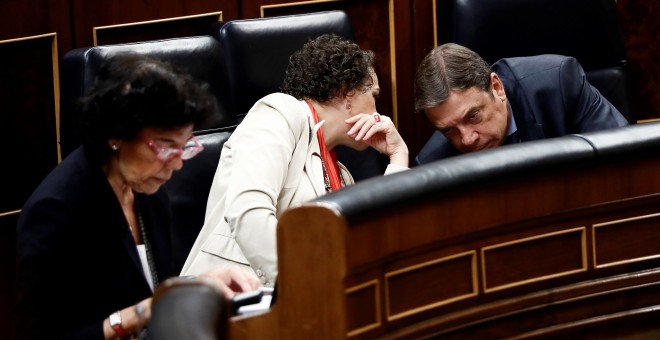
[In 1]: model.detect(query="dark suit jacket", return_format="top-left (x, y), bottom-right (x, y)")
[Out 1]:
top-left (16, 147), bottom-right (175, 340)
top-left (416, 55), bottom-right (629, 164)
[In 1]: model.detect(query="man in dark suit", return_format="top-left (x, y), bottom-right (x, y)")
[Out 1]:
top-left (414, 43), bottom-right (628, 164)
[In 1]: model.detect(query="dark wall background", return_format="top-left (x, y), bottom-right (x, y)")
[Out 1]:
top-left (0, 1), bottom-right (657, 339)
top-left (617, 0), bottom-right (660, 122)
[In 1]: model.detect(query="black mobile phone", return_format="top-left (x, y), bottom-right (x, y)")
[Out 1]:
top-left (230, 290), bottom-right (264, 314)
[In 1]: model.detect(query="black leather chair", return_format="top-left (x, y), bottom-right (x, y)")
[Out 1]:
top-left (59, 36), bottom-right (238, 272)
top-left (59, 35), bottom-right (236, 158)
top-left (212, 10), bottom-right (388, 181)
top-left (435, 0), bottom-right (635, 123)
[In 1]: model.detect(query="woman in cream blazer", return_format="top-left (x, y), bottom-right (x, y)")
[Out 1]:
top-left (182, 34), bottom-right (409, 286)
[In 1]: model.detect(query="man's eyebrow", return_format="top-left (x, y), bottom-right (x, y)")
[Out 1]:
top-left (463, 105), bottom-right (483, 120)
top-left (436, 122), bottom-right (450, 131)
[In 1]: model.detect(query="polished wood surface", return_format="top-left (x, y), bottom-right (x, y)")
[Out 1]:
top-left (228, 147), bottom-right (660, 338)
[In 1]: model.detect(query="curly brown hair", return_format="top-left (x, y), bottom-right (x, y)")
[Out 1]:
top-left (280, 34), bottom-right (375, 103)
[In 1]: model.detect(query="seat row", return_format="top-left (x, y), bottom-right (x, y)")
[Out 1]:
top-left (59, 10), bottom-right (385, 272)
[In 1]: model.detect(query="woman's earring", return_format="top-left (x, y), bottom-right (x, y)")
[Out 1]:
top-left (111, 144), bottom-right (118, 151)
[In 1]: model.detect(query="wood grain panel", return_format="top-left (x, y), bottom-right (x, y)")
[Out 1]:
top-left (0, 34), bottom-right (59, 213)
top-left (436, 274), bottom-right (660, 339)
top-left (407, 0), bottom-right (438, 158)
top-left (617, 0), bottom-right (660, 121)
top-left (70, 0), bottom-right (238, 48)
top-left (93, 11), bottom-right (223, 46)
top-left (594, 213), bottom-right (660, 268)
top-left (0, 0), bottom-right (72, 55)
top-left (346, 280), bottom-right (380, 337)
top-left (482, 228), bottom-right (586, 292)
top-left (385, 251), bottom-right (477, 320)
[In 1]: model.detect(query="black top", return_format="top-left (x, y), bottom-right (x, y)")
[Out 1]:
top-left (16, 147), bottom-right (175, 339)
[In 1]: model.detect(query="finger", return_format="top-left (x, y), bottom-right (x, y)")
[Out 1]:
top-left (358, 115), bottom-right (389, 141)
top-left (354, 120), bottom-right (378, 141)
top-left (229, 267), bottom-right (261, 292)
top-left (359, 123), bottom-right (382, 141)
top-left (352, 113), bottom-right (384, 140)
top-left (217, 283), bottom-right (237, 298)
top-left (346, 115), bottom-right (369, 136)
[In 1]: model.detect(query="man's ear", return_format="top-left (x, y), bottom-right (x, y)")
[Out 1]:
top-left (490, 72), bottom-right (506, 102)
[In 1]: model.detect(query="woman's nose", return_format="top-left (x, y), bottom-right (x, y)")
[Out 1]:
top-left (165, 156), bottom-right (184, 171)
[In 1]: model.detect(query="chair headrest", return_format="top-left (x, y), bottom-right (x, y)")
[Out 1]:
top-left (212, 10), bottom-right (354, 118)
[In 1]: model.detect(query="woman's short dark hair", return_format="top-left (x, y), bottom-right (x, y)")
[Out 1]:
top-left (280, 34), bottom-right (375, 103)
top-left (79, 53), bottom-right (217, 163)
top-left (414, 43), bottom-right (493, 112)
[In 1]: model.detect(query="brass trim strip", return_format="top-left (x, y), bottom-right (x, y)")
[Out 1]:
top-left (432, 0), bottom-right (438, 47)
top-left (593, 212), bottom-right (660, 268)
top-left (385, 250), bottom-right (478, 321)
top-left (387, 0), bottom-right (398, 126)
top-left (596, 255), bottom-right (660, 269)
top-left (0, 33), bottom-right (57, 44)
top-left (345, 279), bottom-right (381, 337)
top-left (594, 212), bottom-right (660, 227)
top-left (481, 227), bottom-right (587, 293)
top-left (637, 118), bottom-right (660, 124)
top-left (0, 209), bottom-right (21, 217)
top-left (92, 11), bottom-right (223, 46)
top-left (52, 35), bottom-right (61, 163)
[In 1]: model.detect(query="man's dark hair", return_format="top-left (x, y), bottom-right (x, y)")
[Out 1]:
top-left (414, 43), bottom-right (493, 112)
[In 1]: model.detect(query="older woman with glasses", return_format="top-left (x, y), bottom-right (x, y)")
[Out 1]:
top-left (16, 54), bottom-right (259, 340)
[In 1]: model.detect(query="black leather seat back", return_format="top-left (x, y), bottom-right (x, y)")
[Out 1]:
top-left (436, 0), bottom-right (633, 122)
top-left (59, 36), bottom-right (236, 157)
top-left (212, 10), bottom-right (354, 120)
